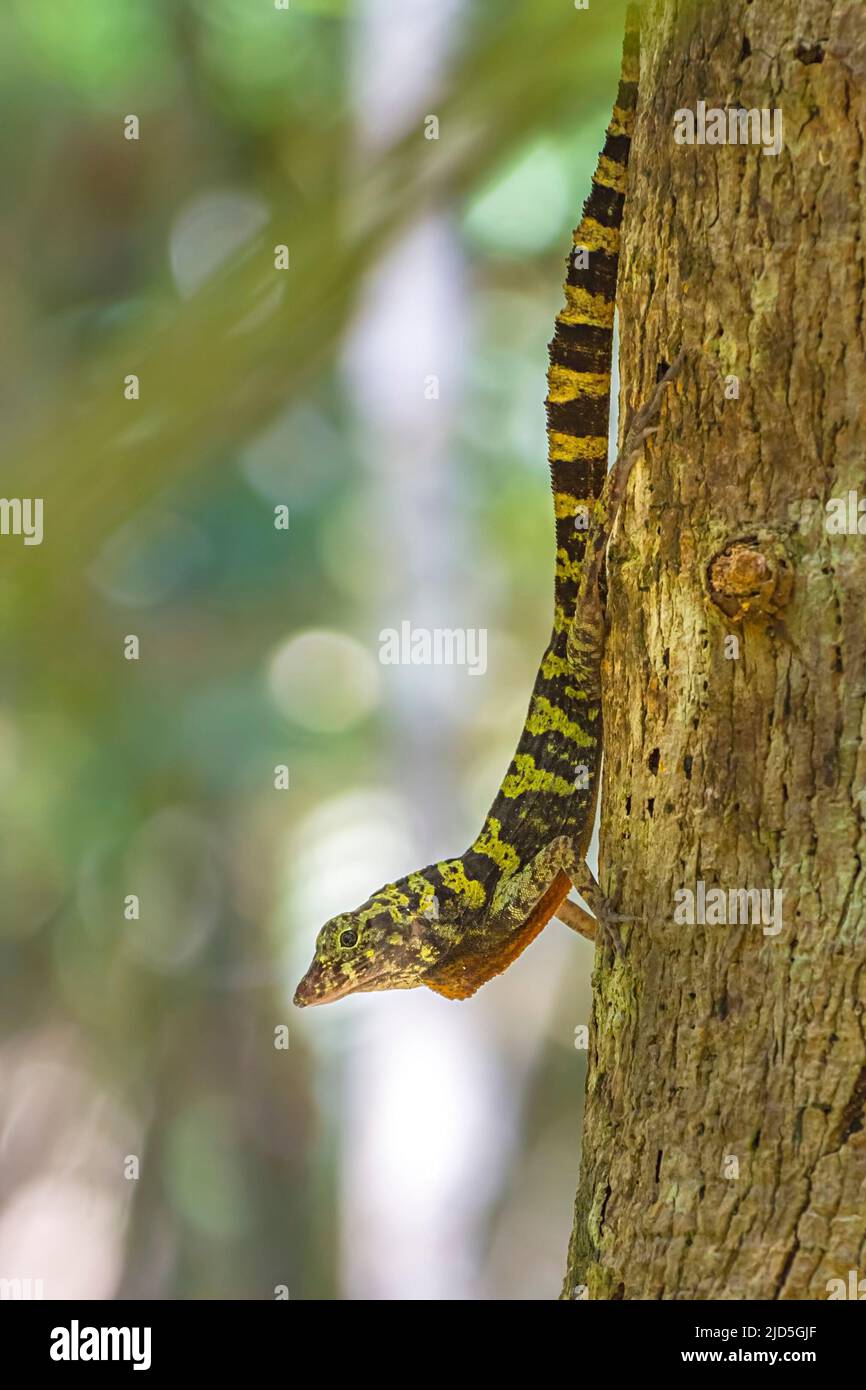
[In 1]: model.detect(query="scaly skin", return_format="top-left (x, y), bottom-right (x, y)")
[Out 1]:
top-left (295, 7), bottom-right (643, 1009)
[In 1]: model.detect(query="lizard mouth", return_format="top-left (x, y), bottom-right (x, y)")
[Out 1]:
top-left (293, 963), bottom-right (383, 1008)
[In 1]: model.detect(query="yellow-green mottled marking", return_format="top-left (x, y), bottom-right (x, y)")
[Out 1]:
top-left (501, 754), bottom-right (575, 800)
top-left (558, 285), bottom-right (616, 330)
top-left (540, 650), bottom-right (571, 680)
top-left (436, 859), bottom-right (487, 910)
top-left (525, 696), bottom-right (596, 747)
top-left (548, 367), bottom-right (611, 402)
top-left (473, 817), bottom-right (521, 879)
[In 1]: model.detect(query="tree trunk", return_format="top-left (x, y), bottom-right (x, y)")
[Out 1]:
top-left (564, 0), bottom-right (866, 1300)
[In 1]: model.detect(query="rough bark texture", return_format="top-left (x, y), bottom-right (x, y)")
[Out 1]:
top-left (564, 0), bottom-right (866, 1300)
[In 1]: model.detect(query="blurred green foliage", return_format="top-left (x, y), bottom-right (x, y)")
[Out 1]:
top-left (0, 0), bottom-right (630, 1299)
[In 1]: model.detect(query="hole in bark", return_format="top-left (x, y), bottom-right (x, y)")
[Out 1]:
top-left (625, 794), bottom-right (632, 816)
top-left (647, 798), bottom-right (655, 818)
top-left (834, 1064), bottom-right (866, 1146)
top-left (740, 34), bottom-right (751, 60)
top-left (648, 747), bottom-right (660, 775)
top-left (655, 359), bottom-right (670, 382)
top-left (684, 754), bottom-right (693, 780)
top-left (662, 647), bottom-right (670, 669)
top-left (750, 1128), bottom-right (762, 1150)
top-left (833, 645), bottom-right (843, 672)
top-left (775, 1243), bottom-right (799, 1298)
top-left (782, 782), bottom-right (788, 802)
top-left (795, 39), bottom-right (825, 64)
top-left (599, 1182), bottom-right (612, 1229)
top-left (655, 1150), bottom-right (663, 1182)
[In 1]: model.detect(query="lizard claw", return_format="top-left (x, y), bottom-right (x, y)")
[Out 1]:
top-left (597, 914), bottom-right (624, 955)
top-left (593, 907), bottom-right (643, 955)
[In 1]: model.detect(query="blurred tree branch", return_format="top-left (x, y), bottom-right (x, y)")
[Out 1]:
top-left (2, 1), bottom-right (632, 624)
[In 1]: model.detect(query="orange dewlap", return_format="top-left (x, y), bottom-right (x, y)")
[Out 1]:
top-left (425, 870), bottom-right (573, 1000)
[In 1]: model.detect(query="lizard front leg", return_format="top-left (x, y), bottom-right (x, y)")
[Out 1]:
top-left (492, 837), bottom-right (628, 956)
top-left (489, 835), bottom-right (578, 933)
top-left (425, 838), bottom-right (628, 1000)
top-left (491, 837), bottom-right (631, 952)
top-left (566, 859), bottom-right (635, 954)
top-left (424, 840), bottom-right (576, 999)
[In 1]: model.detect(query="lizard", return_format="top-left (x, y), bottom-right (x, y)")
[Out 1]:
top-left (294, 3), bottom-right (675, 1009)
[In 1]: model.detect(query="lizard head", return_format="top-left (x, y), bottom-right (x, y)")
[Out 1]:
top-left (293, 876), bottom-right (450, 1008)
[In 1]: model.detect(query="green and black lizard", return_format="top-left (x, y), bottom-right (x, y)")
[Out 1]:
top-left (295, 5), bottom-right (674, 1008)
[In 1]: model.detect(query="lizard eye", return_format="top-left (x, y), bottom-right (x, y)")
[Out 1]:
top-left (339, 928), bottom-right (359, 949)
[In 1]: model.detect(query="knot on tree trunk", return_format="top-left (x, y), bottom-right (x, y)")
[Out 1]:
top-left (706, 533), bottom-right (793, 623)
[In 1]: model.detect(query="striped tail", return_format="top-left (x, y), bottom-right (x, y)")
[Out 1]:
top-left (546, 3), bottom-right (641, 620)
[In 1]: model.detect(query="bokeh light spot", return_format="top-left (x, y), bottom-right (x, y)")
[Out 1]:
top-left (267, 630), bottom-right (380, 734)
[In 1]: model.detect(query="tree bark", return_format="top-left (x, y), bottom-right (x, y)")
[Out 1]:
top-left (564, 0), bottom-right (866, 1300)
